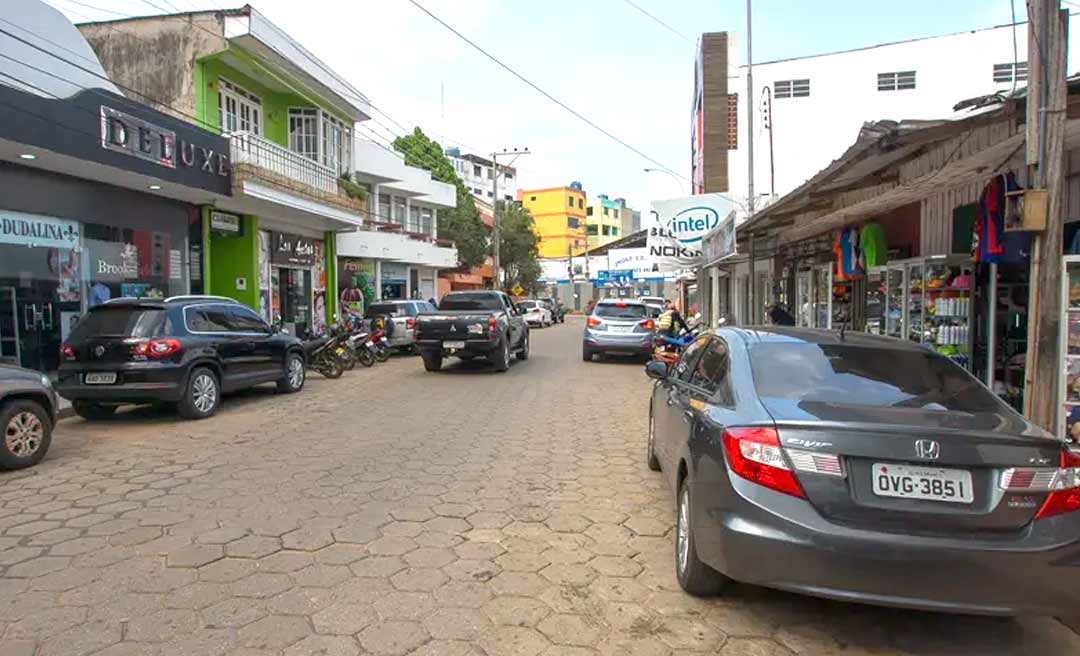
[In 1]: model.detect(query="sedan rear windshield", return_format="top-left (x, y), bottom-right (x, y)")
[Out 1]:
top-left (68, 307), bottom-right (166, 341)
top-left (749, 343), bottom-right (1007, 415)
top-left (439, 294), bottom-right (504, 311)
top-left (594, 303), bottom-right (647, 319)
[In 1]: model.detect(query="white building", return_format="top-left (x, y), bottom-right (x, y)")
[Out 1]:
top-left (445, 148), bottom-right (517, 203)
top-left (336, 139), bottom-right (457, 303)
top-left (728, 18), bottom-right (1080, 211)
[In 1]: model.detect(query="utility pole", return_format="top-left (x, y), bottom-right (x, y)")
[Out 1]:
top-left (491, 148), bottom-right (530, 291)
top-left (1024, 0), bottom-right (1068, 433)
top-left (745, 0), bottom-right (755, 215)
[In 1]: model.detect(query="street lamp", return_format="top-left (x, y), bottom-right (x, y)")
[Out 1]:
top-left (643, 168), bottom-right (687, 196)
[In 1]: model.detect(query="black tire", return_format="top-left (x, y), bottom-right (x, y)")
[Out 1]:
top-left (459, 355), bottom-right (476, 361)
top-left (357, 348), bottom-right (375, 368)
top-left (71, 401), bottom-right (117, 421)
top-left (276, 352), bottom-right (306, 393)
top-left (646, 408), bottom-right (661, 471)
top-left (339, 348), bottom-right (357, 371)
top-left (375, 347), bottom-right (391, 363)
top-left (178, 367), bottom-right (220, 420)
top-left (492, 336), bottom-right (511, 372)
top-left (676, 479), bottom-right (730, 596)
top-left (422, 351), bottom-right (442, 372)
top-left (582, 347), bottom-right (594, 362)
top-left (517, 330), bottom-right (530, 361)
top-left (0, 400), bottom-right (52, 470)
top-left (317, 356), bottom-right (344, 379)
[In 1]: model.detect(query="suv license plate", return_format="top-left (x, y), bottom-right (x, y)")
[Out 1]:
top-left (84, 372), bottom-right (117, 385)
top-left (871, 463), bottom-right (973, 504)
top-left (444, 341), bottom-right (466, 349)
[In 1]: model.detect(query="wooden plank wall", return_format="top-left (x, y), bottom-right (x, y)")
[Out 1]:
top-left (701, 32), bottom-right (730, 193)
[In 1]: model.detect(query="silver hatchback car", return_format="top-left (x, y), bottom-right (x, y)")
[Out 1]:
top-left (583, 299), bottom-right (655, 362)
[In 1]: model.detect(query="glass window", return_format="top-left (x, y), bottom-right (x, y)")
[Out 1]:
top-left (393, 197), bottom-right (407, 225)
top-left (218, 79), bottom-right (262, 134)
top-left (378, 194), bottom-right (391, 224)
top-left (587, 207), bottom-right (593, 216)
top-left (321, 113), bottom-right (351, 174)
top-left (594, 303), bottom-right (646, 319)
top-left (439, 293), bottom-right (503, 311)
top-left (748, 342), bottom-right (1009, 415)
top-left (186, 305), bottom-right (233, 333)
top-left (419, 207), bottom-right (434, 235)
top-left (568, 217), bottom-right (580, 228)
top-left (408, 205), bottom-right (422, 233)
top-left (288, 108), bottom-right (319, 161)
top-left (69, 307), bottom-right (166, 340)
top-left (227, 305), bottom-right (268, 333)
top-left (568, 197), bottom-right (574, 207)
top-left (672, 337), bottom-right (709, 383)
top-left (603, 207), bottom-right (609, 216)
top-left (578, 198), bottom-right (584, 209)
top-left (689, 338), bottom-right (734, 403)
top-left (473, 165), bottom-right (482, 176)
top-left (364, 302), bottom-right (408, 319)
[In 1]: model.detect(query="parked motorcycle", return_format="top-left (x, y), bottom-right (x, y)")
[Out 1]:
top-left (347, 330), bottom-right (378, 367)
top-left (302, 333), bottom-right (346, 378)
top-left (369, 319), bottom-right (392, 363)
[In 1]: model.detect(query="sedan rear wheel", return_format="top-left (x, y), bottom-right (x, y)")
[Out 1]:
top-left (646, 410), bottom-right (661, 471)
top-left (676, 480), bottom-right (729, 596)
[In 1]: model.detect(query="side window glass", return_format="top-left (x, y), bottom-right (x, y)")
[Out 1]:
top-left (689, 337), bottom-right (735, 405)
top-left (229, 306), bottom-right (269, 333)
top-left (188, 306), bottom-right (231, 332)
top-left (672, 337), bottom-right (708, 383)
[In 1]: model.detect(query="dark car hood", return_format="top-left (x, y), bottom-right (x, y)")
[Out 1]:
top-left (0, 363), bottom-right (44, 383)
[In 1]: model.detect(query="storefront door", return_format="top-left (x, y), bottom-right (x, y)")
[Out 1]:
top-left (274, 267), bottom-right (312, 338)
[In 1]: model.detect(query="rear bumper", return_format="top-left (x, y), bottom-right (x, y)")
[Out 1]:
top-left (583, 329), bottom-right (653, 355)
top-left (56, 364), bottom-right (187, 403)
top-left (416, 338), bottom-right (497, 356)
top-left (692, 476), bottom-right (1080, 615)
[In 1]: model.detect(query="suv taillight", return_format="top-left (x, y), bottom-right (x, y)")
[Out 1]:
top-left (639, 319), bottom-right (655, 330)
top-left (721, 427), bottom-right (805, 499)
top-left (405, 318), bottom-right (416, 330)
top-left (132, 338), bottom-right (181, 358)
top-left (1035, 449), bottom-right (1080, 519)
top-left (587, 317), bottom-right (602, 327)
top-left (60, 343), bottom-right (75, 360)
top-left (488, 316), bottom-right (497, 330)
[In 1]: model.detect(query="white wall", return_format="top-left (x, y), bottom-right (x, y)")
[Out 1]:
top-left (727, 18), bottom-right (1080, 207)
top-left (450, 156), bottom-right (516, 202)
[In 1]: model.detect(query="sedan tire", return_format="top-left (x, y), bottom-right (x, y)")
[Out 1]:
top-left (178, 367), bottom-right (220, 420)
top-left (646, 409), bottom-right (661, 471)
top-left (0, 400), bottom-right (52, 470)
top-left (676, 479), bottom-right (730, 597)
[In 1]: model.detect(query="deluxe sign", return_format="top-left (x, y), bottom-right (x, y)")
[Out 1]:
top-left (0, 211), bottom-right (80, 249)
top-left (647, 193), bottom-right (734, 271)
top-left (100, 106), bottom-right (229, 177)
top-left (271, 231), bottom-right (317, 266)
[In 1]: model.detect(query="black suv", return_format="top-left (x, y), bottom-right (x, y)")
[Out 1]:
top-left (57, 296), bottom-right (306, 420)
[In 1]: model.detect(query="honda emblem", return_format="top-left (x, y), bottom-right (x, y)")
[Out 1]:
top-left (914, 439), bottom-right (940, 460)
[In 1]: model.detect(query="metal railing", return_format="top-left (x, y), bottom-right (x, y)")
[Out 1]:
top-left (229, 131), bottom-right (338, 195)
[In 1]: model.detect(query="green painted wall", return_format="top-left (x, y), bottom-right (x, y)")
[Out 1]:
top-left (194, 49), bottom-right (351, 149)
top-left (208, 214), bottom-right (260, 309)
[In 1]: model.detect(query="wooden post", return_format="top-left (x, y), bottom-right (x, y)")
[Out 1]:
top-left (748, 233), bottom-right (756, 324)
top-left (1023, 2), bottom-right (1068, 433)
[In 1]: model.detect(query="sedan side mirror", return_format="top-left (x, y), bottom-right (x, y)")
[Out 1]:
top-left (644, 360), bottom-right (669, 380)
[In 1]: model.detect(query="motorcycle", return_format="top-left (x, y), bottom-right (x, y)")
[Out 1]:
top-left (369, 318), bottom-right (392, 363)
top-left (651, 324), bottom-right (702, 366)
top-left (346, 330), bottom-right (378, 367)
top-left (302, 332), bottom-right (346, 378)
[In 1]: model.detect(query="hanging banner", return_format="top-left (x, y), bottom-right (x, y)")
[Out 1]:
top-left (647, 193), bottom-right (733, 271)
top-left (702, 210), bottom-right (737, 265)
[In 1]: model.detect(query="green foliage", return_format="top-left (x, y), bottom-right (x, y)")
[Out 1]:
top-left (338, 173), bottom-right (369, 201)
top-left (497, 200), bottom-right (542, 294)
top-left (392, 128), bottom-right (488, 268)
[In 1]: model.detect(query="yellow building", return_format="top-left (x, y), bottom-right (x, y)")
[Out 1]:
top-left (585, 194), bottom-right (629, 247)
top-left (518, 183), bottom-right (587, 258)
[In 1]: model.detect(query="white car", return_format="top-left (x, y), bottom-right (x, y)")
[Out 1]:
top-left (517, 300), bottom-right (553, 327)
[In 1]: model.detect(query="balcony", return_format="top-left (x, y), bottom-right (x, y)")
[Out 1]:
top-left (228, 131), bottom-right (365, 217)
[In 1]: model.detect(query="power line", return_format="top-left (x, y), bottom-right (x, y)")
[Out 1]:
top-left (405, 0), bottom-right (687, 182)
top-left (619, 0), bottom-right (694, 44)
top-left (50, 0), bottom-right (128, 18)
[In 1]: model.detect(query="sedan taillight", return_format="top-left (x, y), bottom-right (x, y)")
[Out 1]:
top-left (721, 427), bottom-right (805, 499)
top-left (1035, 449), bottom-right (1080, 519)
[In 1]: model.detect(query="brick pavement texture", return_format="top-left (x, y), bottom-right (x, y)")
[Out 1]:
top-left (2, 321), bottom-right (1079, 655)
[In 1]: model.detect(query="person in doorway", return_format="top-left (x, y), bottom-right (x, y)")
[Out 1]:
top-left (768, 304), bottom-right (796, 326)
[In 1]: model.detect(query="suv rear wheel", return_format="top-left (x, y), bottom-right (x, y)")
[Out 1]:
top-left (178, 367), bottom-right (220, 420)
top-left (0, 400), bottom-right (52, 470)
top-left (277, 352), bottom-right (305, 393)
top-left (72, 401), bottom-right (116, 421)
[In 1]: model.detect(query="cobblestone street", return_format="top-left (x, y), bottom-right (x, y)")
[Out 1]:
top-left (2, 318), bottom-right (1079, 656)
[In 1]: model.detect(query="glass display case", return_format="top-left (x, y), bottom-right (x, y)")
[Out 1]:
top-left (815, 264), bottom-right (831, 328)
top-left (886, 264), bottom-right (905, 339)
top-left (922, 256), bottom-right (974, 368)
top-left (1061, 256), bottom-right (1080, 441)
top-left (906, 261), bottom-right (924, 343)
top-left (866, 267), bottom-right (885, 335)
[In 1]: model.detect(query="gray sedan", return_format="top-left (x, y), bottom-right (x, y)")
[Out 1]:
top-left (646, 326), bottom-right (1080, 615)
top-left (582, 299), bottom-right (655, 362)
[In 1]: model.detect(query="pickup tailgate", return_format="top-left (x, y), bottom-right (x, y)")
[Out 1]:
top-left (417, 312), bottom-right (492, 341)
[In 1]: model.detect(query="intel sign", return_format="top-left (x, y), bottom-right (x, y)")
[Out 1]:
top-left (667, 206), bottom-right (720, 244)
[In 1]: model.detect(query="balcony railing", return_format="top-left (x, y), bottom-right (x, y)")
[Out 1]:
top-left (229, 131), bottom-right (338, 195)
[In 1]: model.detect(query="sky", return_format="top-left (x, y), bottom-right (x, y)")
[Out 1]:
top-left (49, 0), bottom-right (1028, 212)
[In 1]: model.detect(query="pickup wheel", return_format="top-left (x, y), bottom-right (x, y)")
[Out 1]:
top-left (492, 336), bottom-right (511, 372)
top-left (422, 351), bottom-right (443, 372)
top-left (517, 330), bottom-right (530, 361)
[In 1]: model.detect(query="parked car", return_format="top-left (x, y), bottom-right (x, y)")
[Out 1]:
top-left (582, 299), bottom-right (655, 362)
top-left (363, 300), bottom-right (436, 352)
top-left (414, 291), bottom-right (529, 372)
top-left (539, 297), bottom-right (566, 323)
top-left (57, 296), bottom-right (307, 420)
top-left (518, 300), bottom-right (553, 327)
top-left (639, 295), bottom-right (666, 307)
top-left (645, 326), bottom-right (1080, 615)
top-left (0, 365), bottom-right (58, 470)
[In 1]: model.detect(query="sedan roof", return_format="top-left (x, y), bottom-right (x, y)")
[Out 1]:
top-left (726, 326), bottom-right (931, 353)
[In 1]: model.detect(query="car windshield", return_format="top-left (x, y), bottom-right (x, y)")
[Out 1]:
top-left (439, 294), bottom-right (503, 311)
top-left (749, 342), bottom-right (1008, 415)
top-left (520, 301), bottom-right (539, 309)
top-left (594, 303), bottom-right (646, 319)
top-left (365, 303), bottom-right (407, 319)
top-left (68, 307), bottom-right (166, 340)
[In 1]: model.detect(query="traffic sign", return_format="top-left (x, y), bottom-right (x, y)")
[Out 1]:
top-left (511, 284), bottom-right (524, 296)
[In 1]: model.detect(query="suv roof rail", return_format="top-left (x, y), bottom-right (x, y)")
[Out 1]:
top-left (163, 295), bottom-right (241, 303)
top-left (101, 297), bottom-right (165, 305)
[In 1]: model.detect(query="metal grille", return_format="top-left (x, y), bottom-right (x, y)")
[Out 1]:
top-left (774, 79), bottom-right (810, 99)
top-left (229, 131), bottom-right (338, 194)
top-left (993, 62), bottom-right (1028, 83)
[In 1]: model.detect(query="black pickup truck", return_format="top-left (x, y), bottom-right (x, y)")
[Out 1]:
top-left (414, 291), bottom-right (529, 372)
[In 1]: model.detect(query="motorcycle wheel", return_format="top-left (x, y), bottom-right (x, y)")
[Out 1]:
top-left (374, 347), bottom-right (391, 363)
top-left (317, 356), bottom-right (344, 379)
top-left (339, 348), bottom-right (357, 371)
top-left (358, 348), bottom-right (376, 367)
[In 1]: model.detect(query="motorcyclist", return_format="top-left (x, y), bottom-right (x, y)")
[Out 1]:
top-left (657, 299), bottom-right (688, 338)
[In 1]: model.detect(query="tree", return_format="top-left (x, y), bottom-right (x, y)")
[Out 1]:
top-left (496, 200), bottom-right (542, 294)
top-left (391, 128), bottom-right (488, 267)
